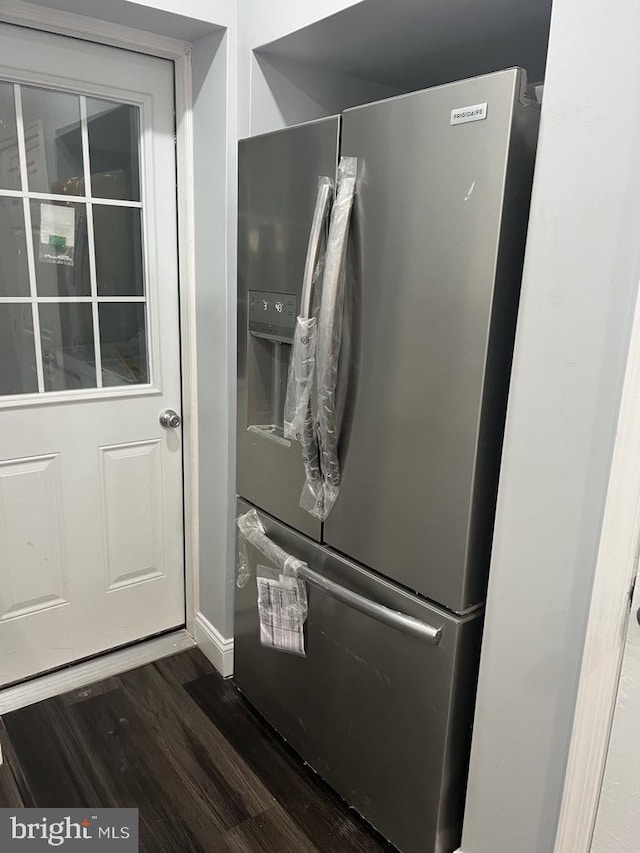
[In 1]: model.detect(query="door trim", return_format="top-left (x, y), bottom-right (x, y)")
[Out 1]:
top-left (0, 630), bottom-right (196, 714)
top-left (0, 10), bottom-right (202, 650)
top-left (174, 51), bottom-right (200, 641)
top-left (0, 2), bottom-right (190, 59)
top-left (552, 271), bottom-right (640, 853)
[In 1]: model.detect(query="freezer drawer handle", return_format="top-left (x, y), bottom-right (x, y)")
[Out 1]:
top-left (297, 564), bottom-right (443, 646)
top-left (237, 508), bottom-right (443, 645)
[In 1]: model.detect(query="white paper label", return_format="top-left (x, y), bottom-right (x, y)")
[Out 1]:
top-left (450, 102), bottom-right (488, 125)
top-left (40, 204), bottom-right (75, 266)
top-left (257, 574), bottom-right (307, 656)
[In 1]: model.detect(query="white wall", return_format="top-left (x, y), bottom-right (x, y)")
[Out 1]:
top-left (249, 52), bottom-right (400, 135)
top-left (190, 25), bottom-right (238, 637)
top-left (459, 0), bottom-right (640, 851)
top-left (236, 0), bottom-right (363, 136)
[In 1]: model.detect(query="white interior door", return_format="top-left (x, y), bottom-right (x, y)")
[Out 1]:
top-left (591, 571), bottom-right (640, 852)
top-left (0, 24), bottom-right (185, 686)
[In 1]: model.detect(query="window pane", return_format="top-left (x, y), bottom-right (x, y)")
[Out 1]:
top-left (40, 303), bottom-right (95, 391)
top-left (0, 197), bottom-right (30, 296)
top-left (0, 305), bottom-right (37, 395)
top-left (0, 82), bottom-right (20, 190)
top-left (94, 205), bottom-right (143, 296)
top-left (20, 86), bottom-right (83, 195)
top-left (86, 98), bottom-right (140, 201)
top-left (99, 302), bottom-right (148, 386)
top-left (30, 200), bottom-right (90, 297)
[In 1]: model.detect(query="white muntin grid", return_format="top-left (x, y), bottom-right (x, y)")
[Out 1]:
top-left (0, 81), bottom-right (148, 395)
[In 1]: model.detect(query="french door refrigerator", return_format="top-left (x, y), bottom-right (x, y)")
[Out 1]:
top-left (235, 68), bottom-right (539, 853)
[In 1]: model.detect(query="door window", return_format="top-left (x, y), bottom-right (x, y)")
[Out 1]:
top-left (0, 81), bottom-right (149, 396)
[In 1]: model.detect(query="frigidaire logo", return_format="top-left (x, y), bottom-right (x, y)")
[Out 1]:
top-left (450, 102), bottom-right (488, 125)
top-left (0, 809), bottom-right (138, 851)
top-left (455, 108), bottom-right (483, 119)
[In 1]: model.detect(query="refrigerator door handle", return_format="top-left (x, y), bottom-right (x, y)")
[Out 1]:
top-left (298, 564), bottom-right (443, 645)
top-left (314, 156), bottom-right (358, 519)
top-left (284, 178), bottom-right (333, 489)
top-left (300, 177), bottom-right (333, 319)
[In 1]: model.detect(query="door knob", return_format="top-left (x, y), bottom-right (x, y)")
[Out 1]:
top-left (160, 409), bottom-right (181, 429)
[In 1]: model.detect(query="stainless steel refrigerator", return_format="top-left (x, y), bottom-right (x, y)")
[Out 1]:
top-left (235, 68), bottom-right (539, 853)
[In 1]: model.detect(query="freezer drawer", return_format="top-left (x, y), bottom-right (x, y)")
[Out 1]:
top-left (234, 500), bottom-right (483, 853)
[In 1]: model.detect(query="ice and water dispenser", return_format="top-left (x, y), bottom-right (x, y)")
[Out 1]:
top-left (246, 290), bottom-right (297, 443)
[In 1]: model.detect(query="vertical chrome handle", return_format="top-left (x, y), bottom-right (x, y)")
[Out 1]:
top-left (284, 176), bottom-right (333, 499)
top-left (300, 177), bottom-right (333, 319)
top-left (315, 157), bottom-right (358, 517)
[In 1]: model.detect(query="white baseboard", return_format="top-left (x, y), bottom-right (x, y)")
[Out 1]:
top-left (0, 629), bottom-right (195, 714)
top-left (194, 611), bottom-right (234, 678)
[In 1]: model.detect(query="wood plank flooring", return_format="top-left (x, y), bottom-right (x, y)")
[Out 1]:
top-left (0, 649), bottom-right (395, 853)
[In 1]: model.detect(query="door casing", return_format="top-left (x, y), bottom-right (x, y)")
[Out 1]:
top-left (552, 265), bottom-right (640, 849)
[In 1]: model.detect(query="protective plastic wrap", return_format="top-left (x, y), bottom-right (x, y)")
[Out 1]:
top-left (237, 509), bottom-right (309, 656)
top-left (236, 508), bottom-right (306, 587)
top-left (283, 316), bottom-right (317, 442)
top-left (284, 315), bottom-right (325, 507)
top-left (305, 156), bottom-right (358, 519)
top-left (284, 177), bottom-right (332, 510)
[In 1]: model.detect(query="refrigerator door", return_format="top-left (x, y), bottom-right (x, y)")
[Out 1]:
top-left (234, 499), bottom-right (483, 853)
top-left (237, 117), bottom-right (340, 539)
top-left (324, 69), bottom-right (539, 611)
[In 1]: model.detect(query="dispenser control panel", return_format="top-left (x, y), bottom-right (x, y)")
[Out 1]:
top-left (248, 291), bottom-right (297, 343)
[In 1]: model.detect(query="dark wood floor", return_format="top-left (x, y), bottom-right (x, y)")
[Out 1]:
top-left (0, 649), bottom-right (395, 852)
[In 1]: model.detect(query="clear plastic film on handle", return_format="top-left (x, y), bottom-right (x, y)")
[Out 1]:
top-left (283, 177), bottom-right (333, 508)
top-left (237, 508), bottom-right (305, 588)
top-left (236, 509), bottom-right (442, 645)
top-left (304, 156), bottom-right (358, 520)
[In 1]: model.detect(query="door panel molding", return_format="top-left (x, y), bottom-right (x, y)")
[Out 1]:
top-left (99, 439), bottom-right (166, 590)
top-left (0, 453), bottom-right (68, 621)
